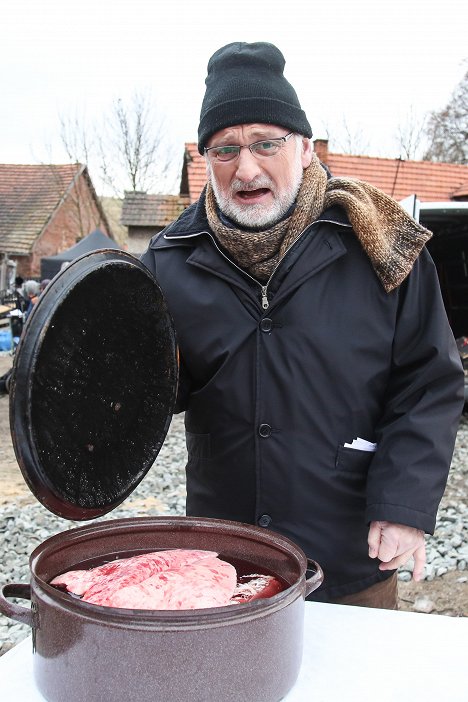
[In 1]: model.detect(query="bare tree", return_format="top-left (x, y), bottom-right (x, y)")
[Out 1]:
top-left (56, 93), bottom-right (181, 197)
top-left (423, 68), bottom-right (468, 164)
top-left (54, 112), bottom-right (99, 237)
top-left (394, 107), bottom-right (428, 160)
top-left (97, 92), bottom-right (180, 196)
top-left (323, 118), bottom-right (371, 156)
top-left (59, 111), bottom-right (93, 167)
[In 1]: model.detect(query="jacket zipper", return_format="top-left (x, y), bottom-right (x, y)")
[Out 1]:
top-left (257, 230), bottom-right (316, 310)
top-left (164, 218), bottom-right (349, 311)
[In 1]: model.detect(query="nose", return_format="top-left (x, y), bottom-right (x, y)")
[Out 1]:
top-left (234, 148), bottom-right (262, 183)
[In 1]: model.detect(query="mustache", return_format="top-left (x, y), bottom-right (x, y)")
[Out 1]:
top-left (230, 177), bottom-right (274, 194)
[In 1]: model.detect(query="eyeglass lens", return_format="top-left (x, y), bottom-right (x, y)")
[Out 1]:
top-left (209, 137), bottom-right (288, 162)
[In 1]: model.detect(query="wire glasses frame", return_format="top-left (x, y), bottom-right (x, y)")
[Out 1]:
top-left (204, 132), bottom-right (295, 163)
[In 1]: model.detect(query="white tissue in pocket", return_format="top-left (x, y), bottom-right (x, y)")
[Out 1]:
top-left (343, 437), bottom-right (377, 452)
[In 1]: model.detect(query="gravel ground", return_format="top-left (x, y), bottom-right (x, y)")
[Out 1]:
top-left (1, 408), bottom-right (467, 656)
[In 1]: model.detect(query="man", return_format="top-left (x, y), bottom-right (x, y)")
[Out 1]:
top-left (141, 42), bottom-right (464, 608)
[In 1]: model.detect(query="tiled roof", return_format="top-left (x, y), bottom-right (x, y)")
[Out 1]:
top-left (326, 153), bottom-right (468, 202)
top-left (182, 142), bottom-right (468, 204)
top-left (0, 163), bottom-right (85, 255)
top-left (121, 192), bottom-right (190, 227)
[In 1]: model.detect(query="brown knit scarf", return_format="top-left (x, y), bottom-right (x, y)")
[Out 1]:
top-left (205, 152), bottom-right (432, 292)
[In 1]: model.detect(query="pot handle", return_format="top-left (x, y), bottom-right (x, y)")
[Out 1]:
top-left (0, 583), bottom-right (35, 627)
top-left (304, 559), bottom-right (324, 597)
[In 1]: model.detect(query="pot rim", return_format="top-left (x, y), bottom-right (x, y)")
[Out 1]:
top-left (30, 516), bottom-right (309, 569)
top-left (29, 516), bottom-right (310, 626)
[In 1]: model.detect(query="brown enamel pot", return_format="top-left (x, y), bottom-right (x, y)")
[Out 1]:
top-left (0, 516), bottom-right (323, 702)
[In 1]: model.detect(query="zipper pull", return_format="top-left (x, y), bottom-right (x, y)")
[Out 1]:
top-left (261, 286), bottom-right (269, 310)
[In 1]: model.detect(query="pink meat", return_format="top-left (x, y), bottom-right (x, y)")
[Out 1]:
top-left (49, 569), bottom-right (96, 596)
top-left (50, 549), bottom-right (218, 599)
top-left (51, 550), bottom-right (283, 611)
top-left (96, 557), bottom-right (237, 609)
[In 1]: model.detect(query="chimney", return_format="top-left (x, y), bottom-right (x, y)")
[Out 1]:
top-left (313, 139), bottom-right (329, 165)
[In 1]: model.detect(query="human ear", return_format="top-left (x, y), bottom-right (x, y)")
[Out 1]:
top-left (301, 138), bottom-right (313, 168)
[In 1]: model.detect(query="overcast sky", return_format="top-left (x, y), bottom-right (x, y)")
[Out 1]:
top-left (1, 0), bottom-right (466, 192)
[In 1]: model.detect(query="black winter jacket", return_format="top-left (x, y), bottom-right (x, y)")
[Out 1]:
top-left (141, 193), bottom-right (464, 600)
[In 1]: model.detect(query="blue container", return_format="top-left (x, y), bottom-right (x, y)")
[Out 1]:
top-left (0, 328), bottom-right (12, 351)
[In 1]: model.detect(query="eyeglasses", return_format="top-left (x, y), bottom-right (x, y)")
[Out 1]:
top-left (204, 132), bottom-right (294, 163)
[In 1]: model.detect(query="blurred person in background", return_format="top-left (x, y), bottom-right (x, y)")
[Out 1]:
top-left (23, 280), bottom-right (40, 320)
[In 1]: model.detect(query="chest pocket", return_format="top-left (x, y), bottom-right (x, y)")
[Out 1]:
top-left (335, 445), bottom-right (374, 474)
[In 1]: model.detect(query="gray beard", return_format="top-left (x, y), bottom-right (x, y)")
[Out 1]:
top-left (206, 149), bottom-right (304, 229)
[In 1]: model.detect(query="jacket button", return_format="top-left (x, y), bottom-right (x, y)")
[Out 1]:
top-left (260, 318), bottom-right (273, 333)
top-left (258, 514), bottom-right (272, 528)
top-left (258, 423), bottom-right (272, 438)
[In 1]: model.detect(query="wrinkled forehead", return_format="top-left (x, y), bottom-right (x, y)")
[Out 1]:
top-left (206, 123), bottom-right (288, 146)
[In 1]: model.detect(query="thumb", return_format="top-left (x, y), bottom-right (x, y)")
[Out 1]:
top-left (368, 521), bottom-right (382, 558)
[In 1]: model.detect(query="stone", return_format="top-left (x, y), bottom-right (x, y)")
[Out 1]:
top-left (413, 596), bottom-right (435, 614)
top-left (398, 571), bottom-right (412, 582)
top-left (424, 564), bottom-right (436, 581)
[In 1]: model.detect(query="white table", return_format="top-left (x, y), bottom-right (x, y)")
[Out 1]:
top-left (1, 602), bottom-right (467, 701)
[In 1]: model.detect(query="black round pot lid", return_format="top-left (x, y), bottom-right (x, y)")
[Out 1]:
top-left (9, 250), bottom-right (178, 520)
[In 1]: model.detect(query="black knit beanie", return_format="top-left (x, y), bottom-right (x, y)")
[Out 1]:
top-left (197, 42), bottom-right (312, 154)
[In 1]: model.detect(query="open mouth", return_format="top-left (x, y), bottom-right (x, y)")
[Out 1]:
top-left (236, 188), bottom-right (270, 201)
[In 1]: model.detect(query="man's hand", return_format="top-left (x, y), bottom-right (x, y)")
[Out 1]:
top-left (368, 521), bottom-right (426, 581)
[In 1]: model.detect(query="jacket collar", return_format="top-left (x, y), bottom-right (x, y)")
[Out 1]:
top-left (155, 187), bottom-right (210, 243)
top-left (150, 191), bottom-right (351, 314)
top-left (151, 188), bottom-right (351, 249)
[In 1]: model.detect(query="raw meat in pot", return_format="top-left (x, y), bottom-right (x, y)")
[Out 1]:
top-left (230, 574), bottom-right (284, 603)
top-left (50, 549), bottom-right (218, 599)
top-left (105, 557), bottom-right (237, 610)
top-left (51, 549), bottom-right (284, 610)
top-left (51, 549), bottom-right (236, 609)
